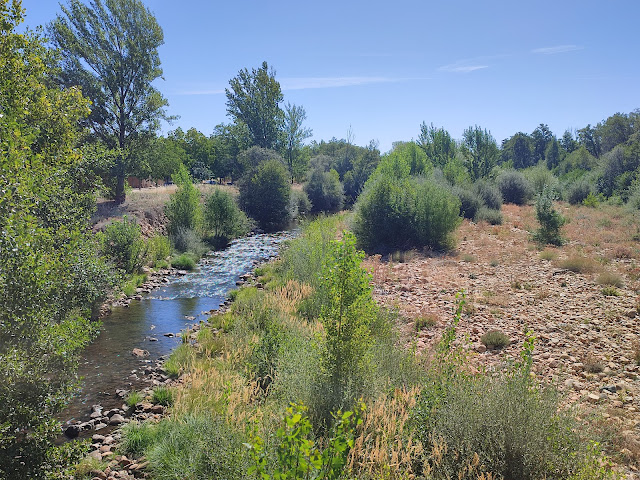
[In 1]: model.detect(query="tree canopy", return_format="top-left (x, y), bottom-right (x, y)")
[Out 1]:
top-left (49, 0), bottom-right (170, 203)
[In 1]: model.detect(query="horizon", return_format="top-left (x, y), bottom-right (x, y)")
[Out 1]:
top-left (19, 0), bottom-right (640, 152)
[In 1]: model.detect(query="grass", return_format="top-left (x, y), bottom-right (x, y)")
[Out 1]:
top-left (597, 271), bottom-right (624, 288)
top-left (152, 386), bottom-right (174, 407)
top-left (163, 343), bottom-right (194, 378)
top-left (125, 390), bottom-right (144, 408)
top-left (583, 354), bottom-right (605, 374)
top-left (415, 314), bottom-right (438, 331)
top-left (461, 253), bottom-right (477, 263)
top-left (559, 255), bottom-right (600, 274)
top-left (122, 273), bottom-right (147, 297)
top-left (480, 329), bottom-right (511, 349)
top-left (539, 249), bottom-right (558, 261)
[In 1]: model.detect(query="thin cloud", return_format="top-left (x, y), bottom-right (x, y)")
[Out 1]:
top-left (532, 44), bottom-right (582, 55)
top-left (438, 61), bottom-right (488, 73)
top-left (176, 76), bottom-right (427, 95)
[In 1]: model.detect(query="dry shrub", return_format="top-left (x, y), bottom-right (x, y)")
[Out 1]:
top-left (596, 271), bottom-right (624, 288)
top-left (539, 249), bottom-right (558, 261)
top-left (583, 353), bottom-right (605, 374)
top-left (559, 255), bottom-right (600, 274)
top-left (415, 314), bottom-right (438, 331)
top-left (612, 246), bottom-right (633, 259)
top-left (347, 387), bottom-right (423, 478)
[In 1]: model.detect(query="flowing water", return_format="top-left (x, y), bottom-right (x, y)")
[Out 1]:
top-left (62, 231), bottom-right (294, 423)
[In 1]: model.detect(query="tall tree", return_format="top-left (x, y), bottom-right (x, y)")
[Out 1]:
top-left (577, 124), bottom-right (602, 158)
top-left (501, 132), bottom-right (533, 169)
top-left (283, 102), bottom-right (312, 181)
top-left (461, 126), bottom-right (498, 180)
top-left (560, 129), bottom-right (578, 154)
top-left (225, 61), bottom-right (284, 150)
top-left (49, 0), bottom-right (170, 203)
top-left (418, 122), bottom-right (457, 168)
top-left (531, 123), bottom-right (553, 163)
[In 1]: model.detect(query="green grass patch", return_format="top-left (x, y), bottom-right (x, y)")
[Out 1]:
top-left (480, 329), bottom-right (510, 349)
top-left (152, 386), bottom-right (174, 407)
top-left (171, 252), bottom-right (196, 271)
top-left (125, 390), bottom-right (144, 408)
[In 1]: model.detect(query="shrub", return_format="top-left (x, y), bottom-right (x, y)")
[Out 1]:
top-left (289, 189), bottom-right (312, 219)
top-left (560, 256), bottom-right (599, 274)
top-left (497, 170), bottom-right (533, 205)
top-left (415, 314), bottom-right (438, 331)
top-left (524, 165), bottom-right (559, 196)
top-left (601, 286), bottom-right (620, 297)
top-left (480, 329), bottom-right (510, 348)
top-left (304, 168), bottom-right (345, 213)
top-left (165, 165), bottom-right (202, 239)
top-left (597, 271), bottom-right (624, 288)
top-left (453, 185), bottom-right (482, 220)
top-left (539, 249), bottom-right (558, 261)
top-left (170, 226), bottom-right (206, 255)
top-left (533, 185), bottom-right (565, 246)
top-left (474, 179), bottom-right (502, 210)
top-left (101, 216), bottom-right (146, 274)
top-left (474, 206), bottom-right (503, 225)
top-left (171, 253), bottom-right (196, 271)
top-left (239, 159), bottom-right (291, 232)
top-left (203, 189), bottom-right (251, 245)
top-left (582, 192), bottom-right (602, 208)
top-left (146, 235), bottom-right (170, 266)
top-left (354, 176), bottom-right (460, 252)
top-left (151, 386), bottom-right (174, 407)
top-left (566, 179), bottom-right (593, 205)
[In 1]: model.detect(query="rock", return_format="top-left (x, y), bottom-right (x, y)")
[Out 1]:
top-left (109, 414), bottom-right (125, 425)
top-left (90, 470), bottom-right (107, 480)
top-left (132, 348), bottom-right (149, 357)
top-left (95, 422), bottom-right (108, 430)
top-left (151, 404), bottom-right (164, 414)
top-left (475, 343), bottom-right (487, 353)
top-left (88, 450), bottom-right (103, 462)
top-left (64, 424), bottom-right (81, 438)
top-left (164, 333), bottom-right (174, 337)
top-left (92, 434), bottom-right (106, 442)
top-left (587, 393), bottom-right (601, 403)
top-left (600, 385), bottom-right (618, 394)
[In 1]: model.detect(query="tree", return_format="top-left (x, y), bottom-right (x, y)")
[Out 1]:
top-left (461, 126), bottom-right (499, 180)
top-left (225, 61), bottom-right (284, 150)
top-left (560, 130), bottom-right (578, 154)
top-left (545, 137), bottom-right (561, 169)
top-left (239, 159), bottom-right (291, 232)
top-left (418, 123), bottom-right (457, 168)
top-left (1, 1), bottom-right (111, 476)
top-left (501, 132), bottom-right (533, 169)
top-left (49, 0), bottom-right (171, 203)
top-left (531, 123), bottom-right (553, 163)
top-left (304, 168), bottom-right (345, 213)
top-left (283, 102), bottom-right (313, 182)
top-left (577, 124), bottom-right (602, 158)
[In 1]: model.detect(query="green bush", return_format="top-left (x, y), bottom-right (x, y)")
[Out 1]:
top-left (534, 185), bottom-right (565, 246)
top-left (353, 176), bottom-right (460, 253)
top-left (203, 189), bottom-right (251, 246)
top-left (474, 179), bottom-right (502, 210)
top-left (524, 165), bottom-right (560, 196)
top-left (239, 159), bottom-right (291, 232)
top-left (146, 235), bottom-right (170, 266)
top-left (497, 170), bottom-right (533, 205)
top-left (475, 206), bottom-right (503, 225)
top-left (289, 189), bottom-right (312, 219)
top-left (101, 216), bottom-right (146, 274)
top-left (125, 390), bottom-right (144, 408)
top-left (171, 253), bottom-right (196, 271)
top-left (480, 329), bottom-right (510, 348)
top-left (304, 168), bottom-right (345, 213)
top-left (453, 185), bottom-right (482, 220)
top-left (566, 179), bottom-right (594, 205)
top-left (170, 226), bottom-right (207, 255)
top-left (165, 165), bottom-right (202, 240)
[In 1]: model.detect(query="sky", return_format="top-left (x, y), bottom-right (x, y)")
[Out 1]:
top-left (19, 0), bottom-right (640, 153)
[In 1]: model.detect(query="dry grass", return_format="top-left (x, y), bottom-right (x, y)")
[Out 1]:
top-left (559, 255), bottom-right (600, 274)
top-left (597, 271), bottom-right (625, 288)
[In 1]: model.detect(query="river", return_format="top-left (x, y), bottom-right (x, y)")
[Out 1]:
top-left (61, 231), bottom-right (294, 423)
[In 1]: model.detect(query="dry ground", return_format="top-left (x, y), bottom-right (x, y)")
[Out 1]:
top-left (364, 202), bottom-right (640, 475)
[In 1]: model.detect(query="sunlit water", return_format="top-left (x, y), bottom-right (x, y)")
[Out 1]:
top-left (61, 232), bottom-right (294, 423)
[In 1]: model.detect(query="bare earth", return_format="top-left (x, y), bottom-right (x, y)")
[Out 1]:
top-left (365, 203), bottom-right (640, 476)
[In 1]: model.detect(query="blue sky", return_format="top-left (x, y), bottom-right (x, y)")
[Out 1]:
top-left (20, 0), bottom-right (640, 153)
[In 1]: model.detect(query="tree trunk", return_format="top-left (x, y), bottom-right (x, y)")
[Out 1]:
top-left (115, 173), bottom-right (126, 204)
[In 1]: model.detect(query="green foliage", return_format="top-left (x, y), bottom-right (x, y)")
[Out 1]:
top-left (226, 61), bottom-right (284, 150)
top-left (475, 206), bottom-right (503, 225)
top-left (151, 386), bottom-right (174, 407)
top-left (246, 403), bottom-right (363, 480)
top-left (146, 235), bottom-right (171, 266)
top-left (452, 185), bottom-right (482, 220)
top-left (524, 164), bottom-right (560, 196)
top-left (474, 179), bottom-right (503, 210)
top-left (239, 158), bottom-right (291, 232)
top-left (534, 185), bottom-right (565, 246)
top-left (566, 179), bottom-right (594, 205)
top-left (120, 421), bottom-right (158, 458)
top-left (354, 174), bottom-right (460, 253)
top-left (289, 189), bottom-right (312, 219)
top-left (101, 216), bottom-right (146, 274)
top-left (163, 343), bottom-right (194, 378)
top-left (204, 189), bottom-right (251, 245)
top-left (461, 126), bottom-right (499, 180)
top-left (480, 329), bottom-right (510, 348)
top-left (582, 192), bottom-right (602, 207)
top-left (0, 4), bottom-right (111, 476)
top-left (125, 390), bottom-right (144, 408)
top-left (304, 168), bottom-right (345, 213)
top-left (171, 252), bottom-right (196, 271)
top-left (418, 123), bottom-right (457, 168)
top-left (496, 170), bottom-right (533, 205)
top-left (283, 102), bottom-right (313, 181)
top-left (49, 0), bottom-right (170, 203)
top-left (165, 165), bottom-right (202, 243)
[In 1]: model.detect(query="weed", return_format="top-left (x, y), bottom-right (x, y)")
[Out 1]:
top-left (152, 386), bottom-right (174, 407)
top-left (461, 254), bottom-right (477, 263)
top-left (596, 271), bottom-right (624, 288)
top-left (489, 258), bottom-right (499, 267)
top-left (171, 252), bottom-right (196, 271)
top-left (583, 354), bottom-right (605, 374)
top-left (480, 330), bottom-right (510, 349)
top-left (163, 343), bottom-right (194, 378)
top-left (415, 314), bottom-right (438, 331)
top-left (633, 340), bottom-right (640, 365)
top-left (539, 249), bottom-right (558, 261)
top-left (120, 421), bottom-right (158, 457)
top-left (560, 256), bottom-right (599, 274)
top-left (601, 286), bottom-right (620, 297)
